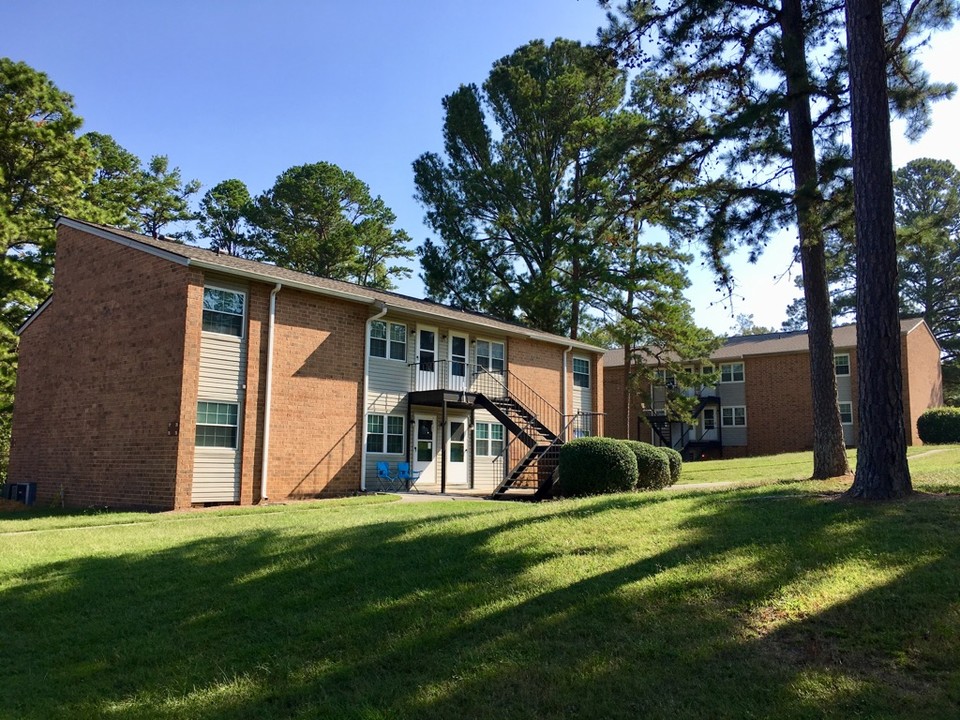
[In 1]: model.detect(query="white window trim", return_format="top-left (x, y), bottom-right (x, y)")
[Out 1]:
top-left (573, 357), bottom-right (591, 389)
top-left (475, 421), bottom-right (505, 457)
top-left (202, 285), bottom-right (247, 340)
top-left (838, 401), bottom-right (854, 425)
top-left (369, 320), bottom-right (408, 362)
top-left (366, 413), bottom-right (406, 455)
top-left (195, 399), bottom-right (241, 450)
top-left (721, 406), bottom-right (747, 427)
top-left (476, 338), bottom-right (506, 373)
top-left (719, 362), bottom-right (745, 384)
top-left (834, 353), bottom-right (851, 377)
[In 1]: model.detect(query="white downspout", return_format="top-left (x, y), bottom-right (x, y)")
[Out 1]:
top-left (259, 283), bottom-right (282, 502)
top-left (360, 301), bottom-right (389, 491)
top-left (562, 345), bottom-right (573, 441)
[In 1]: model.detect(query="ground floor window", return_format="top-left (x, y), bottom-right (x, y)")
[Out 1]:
top-left (196, 401), bottom-right (239, 448)
top-left (721, 406), bottom-right (746, 427)
top-left (475, 422), bottom-right (504, 456)
top-left (838, 401), bottom-right (853, 425)
top-left (367, 414), bottom-right (405, 454)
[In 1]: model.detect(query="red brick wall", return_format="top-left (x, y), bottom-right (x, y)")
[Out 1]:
top-left (593, 351), bottom-right (605, 435)
top-left (901, 325), bottom-right (943, 445)
top-left (9, 226), bottom-right (193, 510)
top-left (744, 353), bottom-right (815, 455)
top-left (508, 337), bottom-right (564, 431)
top-left (603, 364), bottom-right (627, 439)
top-left (260, 288), bottom-right (367, 499)
top-left (237, 282), bottom-right (271, 505)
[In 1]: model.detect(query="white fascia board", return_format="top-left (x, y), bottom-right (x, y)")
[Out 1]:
top-left (186, 258), bottom-right (378, 306)
top-left (16, 296), bottom-right (53, 336)
top-left (55, 218), bottom-right (190, 265)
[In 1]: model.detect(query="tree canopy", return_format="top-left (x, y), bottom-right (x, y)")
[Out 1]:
top-left (600, 0), bottom-right (956, 478)
top-left (196, 179), bottom-right (255, 257)
top-left (250, 162), bottom-right (414, 290)
top-left (414, 38), bottom-right (708, 349)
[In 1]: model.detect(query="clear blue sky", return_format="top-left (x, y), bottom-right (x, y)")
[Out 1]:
top-left (5, 1), bottom-right (959, 334)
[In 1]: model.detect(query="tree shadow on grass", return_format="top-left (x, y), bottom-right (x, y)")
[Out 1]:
top-left (2, 490), bottom-right (959, 719)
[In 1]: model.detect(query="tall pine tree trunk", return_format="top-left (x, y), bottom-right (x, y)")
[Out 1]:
top-left (780, 0), bottom-right (850, 478)
top-left (845, 0), bottom-right (912, 498)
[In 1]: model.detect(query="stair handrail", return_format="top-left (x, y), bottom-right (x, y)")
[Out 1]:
top-left (472, 365), bottom-right (563, 438)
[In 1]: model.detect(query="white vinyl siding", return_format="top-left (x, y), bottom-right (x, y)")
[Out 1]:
top-left (194, 278), bottom-right (248, 503)
top-left (572, 355), bottom-right (593, 435)
top-left (472, 409), bottom-right (506, 491)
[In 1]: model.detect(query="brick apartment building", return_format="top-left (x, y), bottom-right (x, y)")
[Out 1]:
top-left (603, 320), bottom-right (942, 459)
top-left (8, 218), bottom-right (604, 510)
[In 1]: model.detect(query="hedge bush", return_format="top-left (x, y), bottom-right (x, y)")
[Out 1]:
top-left (557, 437), bottom-right (638, 496)
top-left (917, 407), bottom-right (960, 444)
top-left (660, 446), bottom-right (683, 485)
top-left (622, 441), bottom-right (672, 490)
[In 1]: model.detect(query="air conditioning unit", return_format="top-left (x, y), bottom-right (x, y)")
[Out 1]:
top-left (4, 482), bottom-right (36, 506)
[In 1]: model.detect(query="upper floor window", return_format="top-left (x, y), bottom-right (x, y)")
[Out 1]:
top-left (654, 369), bottom-right (676, 387)
top-left (202, 287), bottom-right (245, 337)
top-left (477, 340), bottom-right (505, 373)
top-left (720, 362), bottom-right (745, 383)
top-left (573, 358), bottom-right (590, 388)
top-left (834, 353), bottom-right (851, 377)
top-left (721, 406), bottom-right (746, 427)
top-left (369, 320), bottom-right (407, 361)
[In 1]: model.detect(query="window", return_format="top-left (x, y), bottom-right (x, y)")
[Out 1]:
top-left (839, 401), bottom-right (853, 425)
top-left (654, 369), bottom-right (676, 387)
top-left (573, 358), bottom-right (590, 388)
top-left (721, 406), bottom-right (746, 427)
top-left (476, 422), bottom-right (504, 456)
top-left (202, 287), bottom-right (245, 336)
top-left (196, 401), bottom-right (239, 448)
top-left (369, 321), bottom-right (407, 361)
top-left (720, 362), bottom-right (745, 383)
top-left (366, 414), bottom-right (404, 454)
top-left (835, 353), bottom-right (851, 377)
top-left (477, 340), bottom-right (505, 373)
top-left (703, 408), bottom-right (717, 430)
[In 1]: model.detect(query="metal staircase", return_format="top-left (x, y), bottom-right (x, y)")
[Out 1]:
top-left (472, 369), bottom-right (566, 500)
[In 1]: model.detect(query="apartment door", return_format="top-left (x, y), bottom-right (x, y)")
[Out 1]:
top-left (701, 408), bottom-right (719, 441)
top-left (415, 327), bottom-right (438, 391)
top-left (447, 416), bottom-right (469, 487)
top-left (413, 415), bottom-right (437, 484)
top-left (448, 333), bottom-right (468, 392)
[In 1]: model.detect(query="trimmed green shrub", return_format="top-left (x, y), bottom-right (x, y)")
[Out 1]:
top-left (660, 447), bottom-right (683, 485)
top-left (622, 440), bottom-right (672, 490)
top-left (558, 437), bottom-right (638, 496)
top-left (917, 407), bottom-right (960, 444)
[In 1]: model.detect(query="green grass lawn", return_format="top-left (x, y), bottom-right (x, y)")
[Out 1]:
top-left (678, 443), bottom-right (960, 485)
top-left (2, 456), bottom-right (960, 719)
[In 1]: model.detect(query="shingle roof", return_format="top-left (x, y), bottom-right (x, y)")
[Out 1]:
top-left (602, 318), bottom-right (928, 368)
top-left (54, 217), bottom-right (604, 352)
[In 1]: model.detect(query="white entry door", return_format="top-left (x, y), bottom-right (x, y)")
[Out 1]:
top-left (414, 415), bottom-right (437, 484)
top-left (416, 327), bottom-right (438, 391)
top-left (448, 333), bottom-right (468, 391)
top-left (447, 416), bottom-right (469, 487)
top-left (701, 408), bottom-right (719, 441)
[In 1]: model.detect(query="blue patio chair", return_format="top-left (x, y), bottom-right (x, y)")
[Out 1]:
top-left (397, 462), bottom-right (421, 492)
top-left (375, 461), bottom-right (398, 492)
